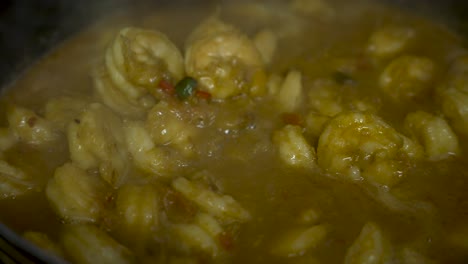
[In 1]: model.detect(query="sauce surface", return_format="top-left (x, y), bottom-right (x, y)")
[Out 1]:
top-left (1, 1), bottom-right (468, 263)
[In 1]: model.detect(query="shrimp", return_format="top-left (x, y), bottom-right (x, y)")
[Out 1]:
top-left (270, 224), bottom-right (329, 257)
top-left (344, 222), bottom-right (392, 264)
top-left (114, 184), bottom-right (160, 249)
top-left (307, 79), bottom-right (378, 117)
top-left (317, 112), bottom-right (423, 187)
top-left (307, 79), bottom-right (344, 117)
top-left (437, 55), bottom-right (468, 135)
top-left (366, 26), bottom-right (415, 59)
top-left (0, 160), bottom-right (36, 199)
top-left (106, 27), bottom-right (185, 99)
top-left (7, 104), bottom-right (59, 146)
top-left (304, 112), bottom-right (331, 142)
top-left (172, 177), bottom-right (251, 223)
top-left (404, 111), bottom-right (460, 161)
top-left (67, 103), bottom-right (130, 187)
top-left (123, 121), bottom-right (173, 178)
top-left (169, 213), bottom-right (227, 258)
top-left (185, 17), bottom-right (266, 99)
top-left (44, 96), bottom-right (90, 132)
top-left (146, 101), bottom-right (197, 156)
top-left (46, 163), bottom-right (108, 223)
top-left (379, 55), bottom-right (435, 100)
top-left (62, 224), bottom-right (135, 264)
top-left (273, 125), bottom-right (317, 168)
top-left (276, 70), bottom-right (303, 112)
top-left (93, 68), bottom-right (154, 118)
top-left (93, 27), bottom-right (183, 118)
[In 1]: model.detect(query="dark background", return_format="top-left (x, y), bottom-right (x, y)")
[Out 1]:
top-left (0, 0), bottom-right (131, 85)
top-left (0, 0), bottom-right (467, 86)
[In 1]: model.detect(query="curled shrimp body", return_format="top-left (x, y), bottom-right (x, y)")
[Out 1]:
top-left (106, 27), bottom-right (185, 99)
top-left (317, 112), bottom-right (423, 187)
top-left (437, 55), bottom-right (468, 136)
top-left (146, 101), bottom-right (197, 156)
top-left (7, 105), bottom-right (59, 146)
top-left (67, 103), bottom-right (130, 187)
top-left (0, 160), bottom-right (37, 199)
top-left (94, 27), bottom-right (183, 118)
top-left (185, 18), bottom-right (266, 99)
top-left (123, 121), bottom-right (173, 178)
top-left (93, 68), bottom-right (153, 118)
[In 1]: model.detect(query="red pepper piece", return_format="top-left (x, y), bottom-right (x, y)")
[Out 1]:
top-left (158, 80), bottom-right (175, 95)
top-left (218, 231), bottom-right (235, 251)
top-left (281, 112), bottom-right (304, 126)
top-left (195, 90), bottom-right (212, 100)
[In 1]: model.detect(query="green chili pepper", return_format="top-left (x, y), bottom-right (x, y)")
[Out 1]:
top-left (175, 77), bottom-right (198, 100)
top-left (332, 71), bottom-right (356, 85)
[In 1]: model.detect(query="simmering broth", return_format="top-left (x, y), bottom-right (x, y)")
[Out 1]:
top-left (1, 0), bottom-right (468, 263)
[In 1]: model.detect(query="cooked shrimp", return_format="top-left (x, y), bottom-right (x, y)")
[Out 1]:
top-left (185, 17), bottom-right (266, 99)
top-left (106, 27), bottom-right (185, 99)
top-left (276, 70), bottom-right (303, 112)
top-left (307, 79), bottom-right (378, 117)
top-left (123, 121), bottom-right (173, 178)
top-left (146, 101), bottom-right (197, 156)
top-left (0, 160), bottom-right (36, 199)
top-left (46, 163), bottom-right (107, 223)
top-left (379, 55), bottom-right (435, 100)
top-left (62, 224), bottom-right (135, 264)
top-left (273, 125), bottom-right (317, 168)
top-left (93, 27), bottom-right (182, 118)
top-left (93, 68), bottom-right (153, 118)
top-left (67, 103), bottom-right (130, 187)
top-left (270, 224), bottom-right (329, 257)
top-left (367, 26), bottom-right (415, 59)
top-left (7, 105), bottom-right (59, 145)
top-left (404, 111), bottom-right (460, 161)
top-left (437, 56), bottom-right (468, 135)
top-left (307, 79), bottom-right (344, 117)
top-left (317, 112), bottom-right (423, 187)
top-left (44, 96), bottom-right (90, 132)
top-left (344, 222), bottom-right (392, 264)
top-left (170, 223), bottom-right (220, 257)
top-left (168, 213), bottom-right (227, 258)
top-left (114, 184), bottom-right (160, 249)
top-left (172, 177), bottom-right (251, 223)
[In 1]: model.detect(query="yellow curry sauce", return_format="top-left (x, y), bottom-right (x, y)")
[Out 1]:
top-left (0, 0), bottom-right (468, 263)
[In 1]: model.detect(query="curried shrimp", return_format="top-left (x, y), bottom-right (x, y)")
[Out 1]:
top-left (0, 160), bottom-right (37, 199)
top-left (185, 17), bottom-right (266, 99)
top-left (93, 27), bottom-right (183, 118)
top-left (67, 103), bottom-right (130, 187)
top-left (7, 105), bottom-right (60, 146)
top-left (93, 68), bottom-right (153, 118)
top-left (123, 121), bottom-right (174, 178)
top-left (317, 112), bottom-right (423, 187)
top-left (146, 101), bottom-right (197, 156)
top-left (106, 27), bottom-right (185, 99)
top-left (437, 55), bottom-right (468, 135)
